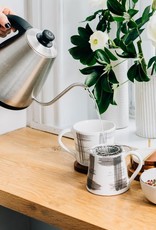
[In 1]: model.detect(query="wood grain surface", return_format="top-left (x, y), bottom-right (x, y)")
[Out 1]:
top-left (0, 127), bottom-right (155, 230)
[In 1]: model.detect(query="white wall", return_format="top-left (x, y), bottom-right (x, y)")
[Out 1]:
top-left (0, 0), bottom-right (26, 134)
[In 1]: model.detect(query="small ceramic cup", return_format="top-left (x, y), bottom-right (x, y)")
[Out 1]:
top-left (58, 119), bottom-right (116, 166)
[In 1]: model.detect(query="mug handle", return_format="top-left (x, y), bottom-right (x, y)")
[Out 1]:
top-left (125, 151), bottom-right (143, 184)
top-left (58, 128), bottom-right (76, 157)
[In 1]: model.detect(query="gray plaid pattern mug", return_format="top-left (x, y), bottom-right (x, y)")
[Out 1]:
top-left (58, 119), bottom-right (116, 166)
top-left (87, 144), bottom-right (143, 196)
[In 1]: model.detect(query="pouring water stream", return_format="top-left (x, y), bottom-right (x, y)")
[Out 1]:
top-left (33, 82), bottom-right (105, 138)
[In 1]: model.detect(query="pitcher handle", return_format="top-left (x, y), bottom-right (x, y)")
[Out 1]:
top-left (126, 151), bottom-right (143, 184)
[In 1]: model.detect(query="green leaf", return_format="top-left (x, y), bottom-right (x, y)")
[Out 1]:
top-left (148, 56), bottom-right (156, 68)
top-left (121, 23), bottom-right (128, 35)
top-left (85, 23), bottom-right (93, 36)
top-left (132, 0), bottom-right (138, 3)
top-left (84, 73), bottom-right (99, 87)
top-left (113, 16), bottom-right (125, 22)
top-left (148, 56), bottom-right (156, 75)
top-left (121, 0), bottom-right (126, 8)
top-left (128, 9), bottom-right (138, 17)
top-left (80, 66), bottom-right (104, 87)
top-left (136, 6), bottom-right (153, 29)
top-left (78, 25), bottom-right (92, 40)
top-left (128, 62), bottom-right (150, 82)
top-left (95, 50), bottom-right (110, 64)
top-left (85, 15), bottom-right (96, 22)
top-left (109, 70), bottom-right (119, 84)
top-left (70, 35), bottom-right (87, 47)
top-left (138, 63), bottom-right (150, 82)
top-left (93, 81), bottom-right (113, 114)
top-left (125, 42), bottom-right (137, 57)
top-left (96, 19), bottom-right (107, 32)
top-left (124, 28), bottom-right (144, 45)
top-left (142, 6), bottom-right (151, 23)
top-left (80, 52), bottom-right (96, 66)
top-left (104, 48), bottom-right (118, 61)
top-left (69, 47), bottom-right (85, 60)
top-left (127, 63), bottom-right (138, 82)
top-left (154, 63), bottom-right (156, 74)
top-left (84, 10), bottom-right (103, 22)
top-left (107, 0), bottom-right (125, 16)
top-left (101, 74), bottom-right (113, 93)
top-left (127, 20), bottom-right (137, 29)
top-left (80, 66), bottom-right (104, 75)
top-left (115, 40), bottom-right (136, 58)
top-left (113, 38), bottom-right (120, 47)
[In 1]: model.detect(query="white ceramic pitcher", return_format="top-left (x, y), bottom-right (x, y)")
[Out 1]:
top-left (87, 144), bottom-right (143, 196)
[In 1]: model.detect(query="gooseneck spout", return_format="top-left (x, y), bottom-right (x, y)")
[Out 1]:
top-left (32, 82), bottom-right (87, 106)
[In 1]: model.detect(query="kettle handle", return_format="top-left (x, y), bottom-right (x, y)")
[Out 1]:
top-left (7, 15), bottom-right (32, 33)
top-left (0, 15), bottom-right (32, 48)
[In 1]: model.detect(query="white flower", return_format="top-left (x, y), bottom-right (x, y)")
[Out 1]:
top-left (89, 31), bottom-right (109, 51)
top-left (90, 0), bottom-right (107, 9)
top-left (147, 13), bottom-right (156, 48)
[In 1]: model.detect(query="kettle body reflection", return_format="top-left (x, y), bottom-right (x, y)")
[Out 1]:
top-left (0, 15), bottom-right (85, 110)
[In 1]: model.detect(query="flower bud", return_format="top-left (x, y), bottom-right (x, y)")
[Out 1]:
top-left (152, 0), bottom-right (156, 10)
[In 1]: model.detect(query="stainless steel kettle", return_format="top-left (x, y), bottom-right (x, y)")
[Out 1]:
top-left (0, 15), bottom-right (86, 110)
top-left (0, 15), bottom-right (57, 110)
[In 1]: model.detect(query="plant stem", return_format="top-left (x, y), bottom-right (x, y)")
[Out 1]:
top-left (137, 40), bottom-right (147, 69)
top-left (119, 79), bottom-right (129, 86)
top-left (113, 59), bottom-right (127, 68)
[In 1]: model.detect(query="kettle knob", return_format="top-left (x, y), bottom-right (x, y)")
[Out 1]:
top-left (36, 30), bottom-right (55, 48)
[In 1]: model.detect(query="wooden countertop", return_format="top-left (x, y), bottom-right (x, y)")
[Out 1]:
top-left (0, 127), bottom-right (156, 230)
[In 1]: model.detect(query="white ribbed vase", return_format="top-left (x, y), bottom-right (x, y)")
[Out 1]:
top-left (135, 75), bottom-right (156, 138)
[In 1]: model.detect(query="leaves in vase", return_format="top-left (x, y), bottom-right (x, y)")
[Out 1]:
top-left (124, 28), bottom-right (144, 45)
top-left (95, 49), bottom-right (110, 64)
top-left (113, 16), bottom-right (125, 22)
top-left (115, 40), bottom-right (137, 58)
top-left (128, 62), bottom-right (150, 82)
top-left (80, 53), bottom-right (97, 66)
top-left (85, 10), bottom-right (103, 22)
top-left (101, 73), bottom-right (113, 93)
top-left (141, 6), bottom-right (152, 25)
top-left (132, 0), bottom-right (139, 3)
top-left (148, 56), bottom-right (156, 75)
top-left (109, 69), bottom-right (119, 84)
top-left (107, 0), bottom-right (125, 16)
top-left (69, 0), bottom-right (156, 114)
top-left (80, 66), bottom-right (104, 87)
top-left (93, 81), bottom-right (114, 114)
top-left (128, 9), bottom-right (138, 18)
top-left (70, 35), bottom-right (87, 47)
top-left (104, 48), bottom-right (118, 61)
top-left (69, 47), bottom-right (85, 60)
top-left (136, 6), bottom-right (153, 28)
top-left (78, 25), bottom-right (93, 40)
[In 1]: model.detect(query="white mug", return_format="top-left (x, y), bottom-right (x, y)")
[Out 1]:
top-left (87, 144), bottom-right (143, 196)
top-left (58, 119), bottom-right (116, 166)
